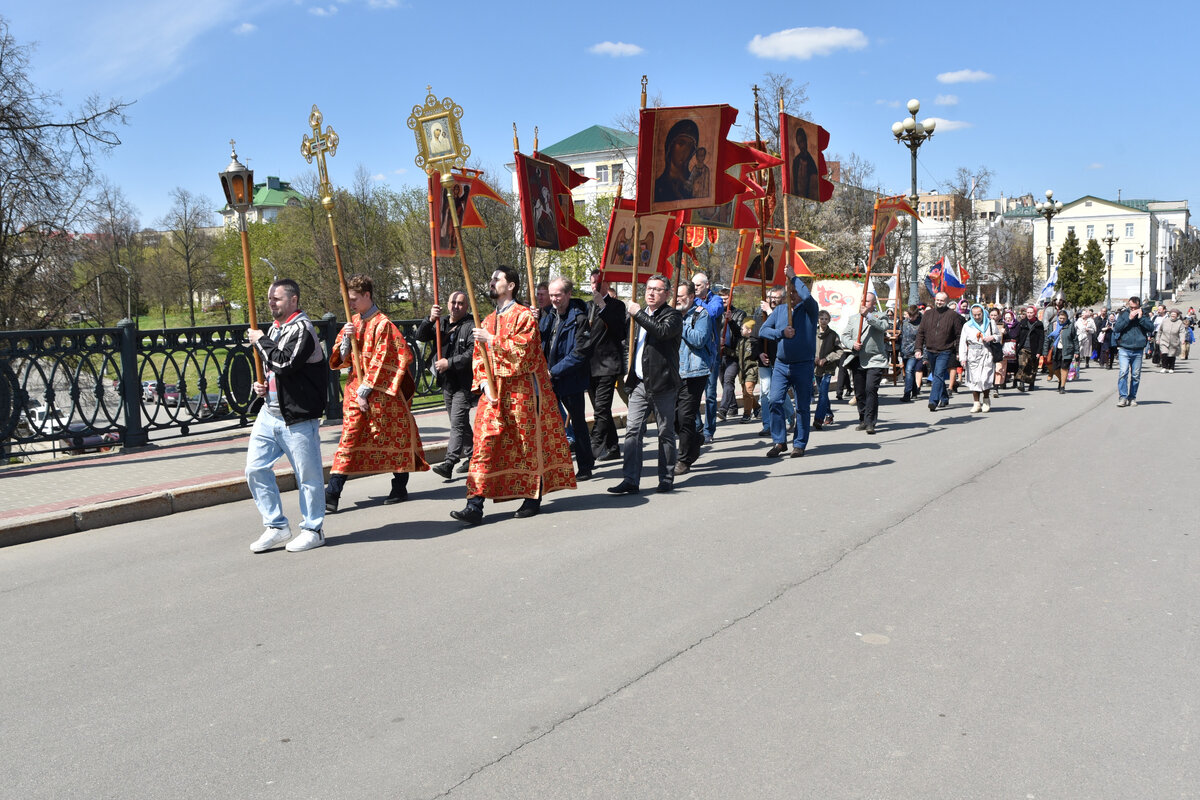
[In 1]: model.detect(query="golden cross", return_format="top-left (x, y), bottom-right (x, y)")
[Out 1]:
top-left (300, 104), bottom-right (339, 200)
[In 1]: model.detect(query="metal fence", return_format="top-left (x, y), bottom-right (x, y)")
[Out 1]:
top-left (0, 314), bottom-right (441, 461)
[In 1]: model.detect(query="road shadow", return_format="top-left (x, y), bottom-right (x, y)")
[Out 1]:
top-left (791, 458), bottom-right (896, 477)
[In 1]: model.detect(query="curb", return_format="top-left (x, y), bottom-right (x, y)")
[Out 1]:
top-left (2, 411), bottom-right (629, 548)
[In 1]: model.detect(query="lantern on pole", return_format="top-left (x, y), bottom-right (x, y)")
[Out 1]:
top-left (219, 140), bottom-right (264, 384)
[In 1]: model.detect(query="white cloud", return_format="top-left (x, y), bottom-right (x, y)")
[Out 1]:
top-left (393, 168), bottom-right (407, 175)
top-left (309, 5), bottom-right (338, 16)
top-left (233, 22), bottom-right (256, 35)
top-left (589, 41), bottom-right (644, 57)
top-left (1087, 162), bottom-right (1104, 170)
top-left (367, 0), bottom-right (399, 7)
top-left (372, 173), bottom-right (386, 181)
top-left (934, 94), bottom-right (958, 106)
top-left (936, 69), bottom-right (993, 84)
top-left (748, 27), bottom-right (867, 60)
top-left (875, 99), bottom-right (901, 108)
top-left (925, 117), bottom-right (972, 132)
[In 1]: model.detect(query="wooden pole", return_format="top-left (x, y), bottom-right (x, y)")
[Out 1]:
top-left (323, 201), bottom-right (363, 377)
top-left (627, 75), bottom-right (648, 374)
top-left (514, 124), bottom-right (539, 309)
top-left (426, 175), bottom-right (443, 357)
top-left (857, 197), bottom-right (883, 343)
top-left (777, 87), bottom-right (789, 307)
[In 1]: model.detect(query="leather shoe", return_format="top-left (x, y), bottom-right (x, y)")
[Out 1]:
top-left (928, 403), bottom-right (936, 412)
top-left (673, 461), bottom-right (691, 475)
top-left (656, 481), bottom-right (673, 493)
top-left (514, 499), bottom-right (540, 519)
top-left (455, 460), bottom-right (471, 474)
top-left (575, 470), bottom-right (592, 481)
top-left (450, 506), bottom-right (483, 525)
top-left (607, 481), bottom-right (639, 495)
top-left (790, 447), bottom-right (805, 458)
top-left (599, 447), bottom-right (621, 461)
top-left (811, 420), bottom-right (823, 430)
top-left (383, 489), bottom-right (408, 505)
top-left (431, 461), bottom-right (454, 479)
top-left (766, 443), bottom-right (786, 458)
top-left (855, 422), bottom-right (866, 431)
top-left (866, 424), bottom-right (876, 435)
top-left (324, 494), bottom-right (339, 513)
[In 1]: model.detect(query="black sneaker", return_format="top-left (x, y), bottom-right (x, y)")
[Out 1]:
top-left (450, 505), bottom-right (483, 525)
top-left (656, 481), bottom-right (673, 493)
top-left (456, 460), bottom-right (471, 474)
top-left (431, 461), bottom-right (454, 480)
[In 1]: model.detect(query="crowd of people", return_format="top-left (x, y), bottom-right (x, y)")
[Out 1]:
top-left (240, 268), bottom-right (1193, 551)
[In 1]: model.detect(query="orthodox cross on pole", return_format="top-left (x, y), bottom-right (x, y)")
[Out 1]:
top-left (301, 105), bottom-right (340, 206)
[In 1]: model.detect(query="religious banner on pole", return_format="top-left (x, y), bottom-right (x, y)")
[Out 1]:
top-left (429, 169), bottom-right (506, 257)
top-left (599, 198), bottom-right (681, 284)
top-left (733, 229), bottom-right (822, 285)
top-left (533, 149), bottom-right (592, 249)
top-left (868, 194), bottom-right (920, 266)
top-left (635, 104), bottom-right (762, 216)
top-left (779, 113), bottom-right (834, 202)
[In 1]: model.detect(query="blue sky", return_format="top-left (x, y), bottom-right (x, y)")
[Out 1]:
top-left (7, 0), bottom-right (1196, 228)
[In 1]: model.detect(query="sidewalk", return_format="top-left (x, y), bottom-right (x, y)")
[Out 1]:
top-left (2, 397), bottom-right (630, 548)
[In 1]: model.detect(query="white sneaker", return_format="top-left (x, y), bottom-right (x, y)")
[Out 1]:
top-left (251, 527), bottom-right (292, 553)
top-left (981, 401), bottom-right (991, 413)
top-left (1160, 368), bottom-right (1167, 373)
top-left (286, 529), bottom-right (325, 552)
top-left (970, 402), bottom-right (981, 413)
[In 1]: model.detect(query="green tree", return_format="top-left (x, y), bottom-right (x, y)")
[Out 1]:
top-left (1055, 229), bottom-right (1083, 307)
top-left (158, 187), bottom-right (216, 327)
top-left (1079, 238), bottom-right (1108, 307)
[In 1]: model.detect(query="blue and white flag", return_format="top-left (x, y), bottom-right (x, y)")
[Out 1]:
top-left (1037, 265), bottom-right (1058, 303)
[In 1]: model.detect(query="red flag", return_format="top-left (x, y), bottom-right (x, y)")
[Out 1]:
top-left (868, 195), bottom-right (920, 266)
top-left (514, 151), bottom-right (591, 250)
top-left (635, 104), bottom-right (761, 216)
top-left (779, 113), bottom-right (834, 202)
top-left (598, 197), bottom-right (681, 284)
top-left (429, 169), bottom-right (507, 257)
top-left (534, 149), bottom-right (592, 249)
top-left (734, 229), bottom-right (821, 286)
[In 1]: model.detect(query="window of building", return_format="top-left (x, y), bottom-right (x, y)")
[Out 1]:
top-left (1125, 223), bottom-right (1134, 237)
top-left (612, 164), bottom-right (623, 183)
top-left (573, 167), bottom-right (585, 175)
top-left (1086, 225), bottom-right (1094, 239)
top-left (1125, 250), bottom-right (1134, 264)
top-left (1085, 201), bottom-right (1093, 207)
top-left (595, 165), bottom-right (608, 184)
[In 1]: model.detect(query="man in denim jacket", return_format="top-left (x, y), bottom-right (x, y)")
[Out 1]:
top-left (757, 265), bottom-right (819, 458)
top-left (673, 280), bottom-right (714, 475)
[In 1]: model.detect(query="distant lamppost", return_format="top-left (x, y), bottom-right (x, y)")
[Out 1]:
top-left (1100, 232), bottom-right (1119, 310)
top-left (1136, 243), bottom-right (1149, 299)
top-left (115, 263), bottom-right (133, 322)
top-left (259, 257), bottom-right (278, 280)
top-left (891, 98), bottom-right (936, 305)
top-left (219, 141), bottom-right (264, 384)
top-left (1034, 189), bottom-right (1065, 292)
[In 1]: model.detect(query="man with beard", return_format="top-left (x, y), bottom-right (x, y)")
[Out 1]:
top-left (1013, 305), bottom-right (1046, 391)
top-left (450, 267), bottom-right (575, 525)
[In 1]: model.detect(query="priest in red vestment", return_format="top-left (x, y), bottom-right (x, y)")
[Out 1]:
top-left (450, 266), bottom-right (575, 525)
top-left (326, 274), bottom-right (428, 511)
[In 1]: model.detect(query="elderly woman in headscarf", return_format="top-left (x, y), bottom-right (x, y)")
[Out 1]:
top-left (1044, 308), bottom-right (1078, 394)
top-left (957, 302), bottom-right (1000, 412)
top-left (999, 308), bottom-right (1019, 390)
top-left (1157, 308), bottom-right (1186, 373)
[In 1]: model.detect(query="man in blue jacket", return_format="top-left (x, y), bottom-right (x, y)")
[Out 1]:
top-left (692, 272), bottom-right (724, 443)
top-left (542, 277), bottom-right (594, 479)
top-left (757, 265), bottom-right (819, 457)
top-left (1112, 295), bottom-right (1156, 407)
top-left (673, 279), bottom-right (715, 475)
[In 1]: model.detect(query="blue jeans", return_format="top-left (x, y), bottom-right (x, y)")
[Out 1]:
top-left (1118, 347), bottom-right (1144, 400)
top-left (703, 361), bottom-right (719, 437)
top-left (813, 373), bottom-right (833, 423)
top-left (926, 350), bottom-right (953, 406)
top-left (759, 366), bottom-right (795, 432)
top-left (770, 360), bottom-right (813, 449)
top-left (245, 411), bottom-right (325, 533)
top-left (904, 356), bottom-right (921, 398)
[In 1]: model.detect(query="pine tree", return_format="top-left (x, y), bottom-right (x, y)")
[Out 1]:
top-left (1079, 238), bottom-right (1109, 307)
top-left (1056, 229), bottom-right (1083, 306)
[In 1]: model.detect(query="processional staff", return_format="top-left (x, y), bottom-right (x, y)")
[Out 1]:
top-left (627, 75), bottom-right (648, 375)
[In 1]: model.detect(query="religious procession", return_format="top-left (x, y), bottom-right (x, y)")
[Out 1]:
top-left (239, 85), bottom-right (1195, 552)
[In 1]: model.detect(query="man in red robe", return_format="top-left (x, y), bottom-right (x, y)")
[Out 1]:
top-left (450, 266), bottom-right (575, 525)
top-left (325, 274), bottom-right (428, 511)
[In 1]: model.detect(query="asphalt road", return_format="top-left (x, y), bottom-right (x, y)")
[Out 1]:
top-left (3, 362), bottom-right (1197, 799)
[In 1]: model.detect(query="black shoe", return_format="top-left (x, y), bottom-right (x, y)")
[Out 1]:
top-left (514, 499), bottom-right (540, 519)
top-left (938, 400), bottom-right (948, 408)
top-left (456, 460), bottom-right (471, 474)
top-left (673, 461), bottom-right (691, 476)
top-left (901, 395), bottom-right (911, 402)
top-left (575, 470), bottom-right (592, 481)
top-left (790, 447), bottom-right (805, 458)
top-left (656, 481), bottom-right (673, 493)
top-left (855, 422), bottom-right (866, 431)
top-left (325, 494), bottom-right (339, 513)
top-left (383, 489), bottom-right (408, 505)
top-left (600, 447), bottom-right (621, 461)
top-left (717, 410), bottom-right (727, 421)
top-left (450, 506), bottom-right (483, 525)
top-left (1058, 386), bottom-right (1066, 394)
top-left (766, 443), bottom-right (786, 458)
top-left (431, 461), bottom-right (454, 480)
top-left (866, 424), bottom-right (876, 435)
top-left (607, 481), bottom-right (639, 495)
top-left (740, 413), bottom-right (752, 423)
top-left (757, 428), bottom-right (771, 437)
top-left (811, 420), bottom-right (823, 430)
top-left (928, 403), bottom-right (936, 412)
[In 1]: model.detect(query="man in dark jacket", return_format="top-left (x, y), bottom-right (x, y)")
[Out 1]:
top-left (1013, 304), bottom-right (1045, 392)
top-left (914, 291), bottom-right (965, 411)
top-left (608, 274), bottom-right (682, 495)
top-left (583, 269), bottom-right (626, 461)
top-left (416, 290), bottom-right (475, 479)
top-left (245, 278), bottom-right (331, 554)
top-left (1113, 295), bottom-right (1156, 407)
top-left (757, 265), bottom-right (819, 457)
top-left (541, 277), bottom-right (594, 479)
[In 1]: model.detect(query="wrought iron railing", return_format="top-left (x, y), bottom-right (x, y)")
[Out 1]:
top-left (0, 314), bottom-right (440, 461)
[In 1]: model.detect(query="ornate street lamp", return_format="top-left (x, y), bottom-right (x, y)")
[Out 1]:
top-left (892, 99), bottom-right (935, 305)
top-left (1136, 243), bottom-right (1149, 300)
top-left (219, 141), bottom-right (264, 384)
top-left (1100, 232), bottom-right (1119, 311)
top-left (1034, 189), bottom-right (1065, 292)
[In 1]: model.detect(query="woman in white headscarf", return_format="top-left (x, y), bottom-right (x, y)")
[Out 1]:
top-left (957, 302), bottom-right (999, 412)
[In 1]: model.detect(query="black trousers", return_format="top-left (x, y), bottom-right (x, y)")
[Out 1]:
top-left (675, 376), bottom-right (707, 465)
top-left (557, 390), bottom-right (595, 473)
top-left (718, 359), bottom-right (740, 414)
top-left (588, 373), bottom-right (619, 456)
top-left (852, 367), bottom-right (883, 427)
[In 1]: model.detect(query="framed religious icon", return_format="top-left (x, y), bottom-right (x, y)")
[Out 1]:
top-left (641, 105), bottom-right (723, 215)
top-left (600, 198), bottom-right (678, 284)
top-left (408, 88), bottom-right (470, 174)
top-left (734, 229), bottom-right (814, 286)
top-left (517, 156), bottom-right (560, 250)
